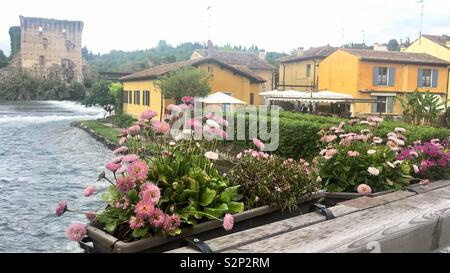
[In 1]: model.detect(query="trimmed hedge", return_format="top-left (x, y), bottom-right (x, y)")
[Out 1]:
top-left (114, 113), bottom-right (136, 128)
top-left (231, 111), bottom-right (450, 160)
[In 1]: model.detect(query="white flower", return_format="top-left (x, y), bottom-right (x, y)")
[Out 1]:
top-left (206, 119), bottom-right (220, 129)
top-left (204, 151), bottom-right (219, 161)
top-left (367, 150), bottom-right (376, 155)
top-left (236, 152), bottom-right (242, 159)
top-left (173, 133), bottom-right (184, 141)
top-left (368, 167), bottom-right (380, 176)
top-left (183, 129), bottom-right (193, 136)
top-left (413, 164), bottom-right (419, 173)
top-left (316, 176), bottom-right (322, 182)
top-left (387, 162), bottom-right (395, 168)
top-left (394, 160), bottom-right (403, 166)
top-left (395, 127), bottom-right (406, 133)
top-left (196, 142), bottom-right (201, 148)
top-left (169, 141), bottom-right (176, 146)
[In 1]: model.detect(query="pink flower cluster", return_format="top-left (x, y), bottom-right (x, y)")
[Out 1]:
top-left (397, 140), bottom-right (450, 173)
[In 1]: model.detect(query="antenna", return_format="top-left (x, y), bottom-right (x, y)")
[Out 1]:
top-left (207, 2), bottom-right (212, 41)
top-left (418, 0), bottom-right (425, 44)
top-left (340, 18), bottom-right (345, 47)
top-left (361, 30), bottom-right (366, 46)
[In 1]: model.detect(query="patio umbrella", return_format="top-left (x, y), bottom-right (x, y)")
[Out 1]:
top-left (198, 92), bottom-right (247, 104)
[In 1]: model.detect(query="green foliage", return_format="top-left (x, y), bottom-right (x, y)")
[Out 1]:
top-left (83, 80), bottom-right (115, 115)
top-left (0, 50), bottom-right (8, 68)
top-left (8, 26), bottom-right (21, 58)
top-left (397, 91), bottom-right (445, 126)
top-left (79, 120), bottom-right (120, 144)
top-left (228, 152), bottom-right (319, 211)
top-left (387, 39), bottom-right (400, 51)
top-left (109, 82), bottom-right (124, 114)
top-left (0, 72), bottom-right (86, 101)
top-left (155, 67), bottom-right (211, 101)
top-left (114, 113), bottom-right (137, 128)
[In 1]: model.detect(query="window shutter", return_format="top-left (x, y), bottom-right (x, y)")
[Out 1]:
top-left (373, 67), bottom-right (379, 85)
top-left (386, 97), bottom-right (394, 113)
top-left (388, 67), bottom-right (395, 86)
top-left (432, 69), bottom-right (438, 88)
top-left (418, 68), bottom-right (423, 87)
top-left (371, 96), bottom-right (377, 113)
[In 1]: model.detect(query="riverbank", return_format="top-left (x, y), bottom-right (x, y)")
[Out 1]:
top-left (71, 120), bottom-right (120, 150)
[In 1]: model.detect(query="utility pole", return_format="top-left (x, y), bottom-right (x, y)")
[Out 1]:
top-left (361, 30), bottom-right (366, 47)
top-left (418, 0), bottom-right (425, 44)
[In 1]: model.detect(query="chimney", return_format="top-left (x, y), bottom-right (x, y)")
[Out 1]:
top-left (258, 50), bottom-right (266, 61)
top-left (445, 36), bottom-right (450, 48)
top-left (296, 47), bottom-right (304, 56)
top-left (207, 40), bottom-right (214, 56)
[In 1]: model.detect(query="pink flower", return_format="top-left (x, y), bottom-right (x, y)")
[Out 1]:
top-left (135, 200), bottom-right (154, 218)
top-left (321, 135), bottom-right (337, 143)
top-left (85, 211), bottom-right (96, 221)
top-left (395, 127), bottom-right (406, 133)
top-left (181, 96), bottom-right (194, 104)
top-left (372, 137), bottom-right (383, 144)
top-left (116, 165), bottom-right (127, 175)
top-left (66, 223), bottom-right (86, 242)
top-left (357, 184), bottom-right (372, 195)
top-left (127, 125), bottom-right (141, 135)
top-left (116, 176), bottom-right (135, 193)
top-left (347, 151), bottom-right (360, 157)
top-left (127, 160), bottom-right (149, 181)
top-left (367, 116), bottom-right (384, 123)
top-left (122, 154), bottom-right (139, 163)
top-left (105, 162), bottom-right (121, 172)
top-left (111, 156), bottom-right (123, 164)
top-left (368, 167), bottom-right (380, 176)
top-left (113, 146), bottom-right (128, 155)
top-left (324, 149), bottom-right (338, 160)
top-left (140, 183), bottom-right (161, 203)
top-left (163, 214), bottom-right (181, 233)
top-left (211, 128), bottom-right (228, 140)
top-left (213, 117), bottom-right (229, 127)
top-left (149, 208), bottom-right (166, 228)
top-left (205, 112), bottom-right (216, 119)
top-left (55, 200), bottom-right (67, 217)
top-left (413, 164), bottom-right (420, 173)
top-left (236, 152), bottom-right (243, 159)
top-left (223, 213), bottom-right (234, 231)
top-left (129, 216), bottom-right (145, 230)
top-left (119, 137), bottom-right (127, 145)
top-left (253, 138), bottom-right (265, 151)
top-left (187, 118), bottom-right (202, 129)
top-left (119, 128), bottom-right (128, 137)
top-left (83, 185), bottom-right (96, 197)
top-left (140, 110), bottom-right (158, 120)
top-left (152, 120), bottom-right (171, 134)
top-left (204, 151), bottom-right (219, 160)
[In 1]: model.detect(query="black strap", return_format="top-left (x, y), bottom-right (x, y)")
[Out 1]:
top-left (310, 203), bottom-right (335, 220)
top-left (79, 237), bottom-right (96, 253)
top-left (183, 237), bottom-right (213, 253)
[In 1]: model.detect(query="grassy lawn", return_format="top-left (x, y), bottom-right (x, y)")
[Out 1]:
top-left (79, 120), bottom-right (120, 144)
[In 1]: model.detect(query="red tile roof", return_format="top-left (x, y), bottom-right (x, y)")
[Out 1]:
top-left (341, 48), bottom-right (450, 65)
top-left (195, 49), bottom-right (275, 70)
top-left (278, 46), bottom-right (338, 63)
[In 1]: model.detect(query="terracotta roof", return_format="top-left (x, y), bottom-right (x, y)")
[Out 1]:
top-left (422, 35), bottom-right (450, 48)
top-left (341, 48), bottom-right (450, 66)
top-left (120, 57), bottom-right (265, 83)
top-left (195, 49), bottom-right (275, 70)
top-left (278, 46), bottom-right (338, 63)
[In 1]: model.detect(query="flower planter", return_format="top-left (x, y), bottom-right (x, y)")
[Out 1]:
top-left (324, 190), bottom-right (393, 205)
top-left (79, 191), bottom-right (325, 253)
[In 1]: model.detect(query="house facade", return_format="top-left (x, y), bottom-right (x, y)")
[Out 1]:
top-left (120, 57), bottom-right (265, 119)
top-left (318, 49), bottom-right (449, 116)
top-left (277, 46), bottom-right (337, 91)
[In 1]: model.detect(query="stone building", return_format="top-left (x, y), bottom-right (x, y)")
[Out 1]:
top-left (6, 16), bottom-right (84, 83)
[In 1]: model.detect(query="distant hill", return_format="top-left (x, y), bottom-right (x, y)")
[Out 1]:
top-left (85, 40), bottom-right (287, 75)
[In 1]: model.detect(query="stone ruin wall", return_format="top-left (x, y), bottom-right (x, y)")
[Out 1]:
top-left (19, 16), bottom-right (84, 83)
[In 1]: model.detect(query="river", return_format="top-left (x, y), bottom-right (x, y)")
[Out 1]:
top-left (0, 101), bottom-right (112, 252)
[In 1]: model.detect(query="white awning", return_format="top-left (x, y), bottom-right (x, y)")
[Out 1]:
top-left (198, 92), bottom-right (247, 104)
top-left (264, 90), bottom-right (353, 103)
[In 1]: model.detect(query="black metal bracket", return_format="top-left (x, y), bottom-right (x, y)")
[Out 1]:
top-left (183, 237), bottom-right (213, 253)
top-left (79, 237), bottom-right (96, 253)
top-left (310, 203), bottom-right (335, 220)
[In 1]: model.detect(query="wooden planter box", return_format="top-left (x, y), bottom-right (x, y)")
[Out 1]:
top-left (324, 190), bottom-right (393, 205)
top-left (79, 191), bottom-right (325, 253)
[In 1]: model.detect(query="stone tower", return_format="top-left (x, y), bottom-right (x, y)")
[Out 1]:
top-left (18, 16), bottom-right (84, 83)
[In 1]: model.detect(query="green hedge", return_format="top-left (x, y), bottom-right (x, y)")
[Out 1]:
top-left (231, 111), bottom-right (450, 160)
top-left (114, 113), bottom-right (136, 128)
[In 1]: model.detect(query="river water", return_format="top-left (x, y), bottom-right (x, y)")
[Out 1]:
top-left (0, 101), bottom-right (112, 253)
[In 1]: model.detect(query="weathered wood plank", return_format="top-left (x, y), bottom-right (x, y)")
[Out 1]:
top-left (224, 186), bottom-right (450, 253)
top-left (406, 180), bottom-right (450, 194)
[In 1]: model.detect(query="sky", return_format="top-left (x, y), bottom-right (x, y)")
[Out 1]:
top-left (1, 0), bottom-right (450, 56)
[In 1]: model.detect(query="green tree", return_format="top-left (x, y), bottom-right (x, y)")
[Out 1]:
top-left (397, 91), bottom-right (445, 126)
top-left (68, 82), bottom-right (86, 101)
top-left (109, 82), bottom-right (124, 116)
top-left (0, 50), bottom-right (8, 68)
top-left (83, 80), bottom-right (115, 117)
top-left (155, 67), bottom-right (211, 103)
top-left (388, 39), bottom-right (400, 51)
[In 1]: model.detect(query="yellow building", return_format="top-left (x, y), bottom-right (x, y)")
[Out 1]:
top-left (318, 49), bottom-right (449, 116)
top-left (120, 57), bottom-right (265, 119)
top-left (403, 35), bottom-right (450, 105)
top-left (278, 46), bottom-right (337, 91)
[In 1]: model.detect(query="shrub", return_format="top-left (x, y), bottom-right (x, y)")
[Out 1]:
top-left (114, 113), bottom-right (136, 128)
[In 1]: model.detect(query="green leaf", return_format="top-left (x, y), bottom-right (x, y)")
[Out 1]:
top-left (200, 188), bottom-right (216, 206)
top-left (108, 186), bottom-right (120, 199)
top-left (220, 186), bottom-right (239, 203)
top-left (228, 201), bottom-right (244, 213)
top-left (132, 227), bottom-right (149, 238)
top-left (105, 222), bottom-right (118, 233)
top-left (128, 189), bottom-right (139, 203)
top-left (204, 203), bottom-right (229, 219)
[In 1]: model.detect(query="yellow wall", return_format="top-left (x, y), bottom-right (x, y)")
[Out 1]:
top-left (279, 59), bottom-right (321, 91)
top-left (122, 62), bottom-right (263, 118)
top-left (318, 49), bottom-right (448, 115)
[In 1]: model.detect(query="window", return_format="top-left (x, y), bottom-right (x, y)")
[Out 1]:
top-left (421, 69), bottom-right (432, 87)
top-left (43, 38), bottom-right (48, 49)
top-left (306, 64), bottom-right (311, 77)
top-left (222, 92), bottom-right (232, 112)
top-left (123, 91), bottom-right (128, 104)
top-left (377, 67), bottom-right (388, 85)
top-left (250, 93), bottom-right (254, 105)
top-left (374, 67), bottom-right (395, 86)
top-left (128, 90), bottom-right (133, 104)
top-left (371, 96), bottom-right (393, 113)
top-left (143, 91), bottom-right (150, 106)
top-left (134, 91), bottom-right (140, 105)
top-left (39, 55), bottom-right (45, 66)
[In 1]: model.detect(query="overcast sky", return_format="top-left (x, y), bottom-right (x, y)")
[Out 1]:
top-left (1, 0), bottom-right (450, 56)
